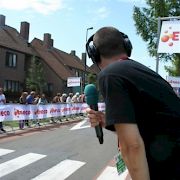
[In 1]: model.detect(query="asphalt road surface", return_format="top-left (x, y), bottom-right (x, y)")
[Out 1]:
top-left (0, 118), bottom-right (118, 180)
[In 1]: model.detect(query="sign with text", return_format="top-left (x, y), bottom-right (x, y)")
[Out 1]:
top-left (166, 76), bottom-right (180, 88)
top-left (67, 77), bottom-right (81, 87)
top-left (158, 20), bottom-right (180, 53)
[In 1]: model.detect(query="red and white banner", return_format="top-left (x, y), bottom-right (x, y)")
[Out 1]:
top-left (158, 20), bottom-right (180, 53)
top-left (0, 103), bottom-right (105, 122)
top-left (166, 76), bottom-right (180, 88)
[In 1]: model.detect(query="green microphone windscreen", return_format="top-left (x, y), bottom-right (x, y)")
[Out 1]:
top-left (84, 84), bottom-right (98, 105)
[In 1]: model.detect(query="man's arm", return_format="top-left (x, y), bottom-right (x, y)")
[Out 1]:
top-left (115, 123), bottom-right (150, 180)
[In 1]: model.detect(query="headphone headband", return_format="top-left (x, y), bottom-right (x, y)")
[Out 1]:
top-left (86, 31), bottom-right (133, 65)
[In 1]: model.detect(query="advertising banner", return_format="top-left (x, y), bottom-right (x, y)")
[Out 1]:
top-left (67, 77), bottom-right (81, 87)
top-left (158, 20), bottom-right (180, 53)
top-left (166, 76), bottom-right (180, 88)
top-left (0, 103), bottom-right (105, 122)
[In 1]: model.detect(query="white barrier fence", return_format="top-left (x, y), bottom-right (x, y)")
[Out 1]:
top-left (0, 103), bottom-right (105, 122)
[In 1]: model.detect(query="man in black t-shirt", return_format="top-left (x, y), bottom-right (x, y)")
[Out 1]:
top-left (86, 27), bottom-right (180, 180)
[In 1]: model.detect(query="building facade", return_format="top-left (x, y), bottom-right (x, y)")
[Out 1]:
top-left (0, 14), bottom-right (93, 102)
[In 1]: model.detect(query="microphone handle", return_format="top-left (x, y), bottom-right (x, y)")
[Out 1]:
top-left (90, 104), bottom-right (104, 144)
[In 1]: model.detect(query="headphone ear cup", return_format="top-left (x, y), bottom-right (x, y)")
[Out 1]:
top-left (121, 33), bottom-right (133, 57)
top-left (87, 44), bottom-right (100, 64)
top-left (124, 38), bottom-right (132, 57)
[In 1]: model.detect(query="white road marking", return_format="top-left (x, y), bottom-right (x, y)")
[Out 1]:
top-left (0, 153), bottom-right (46, 178)
top-left (70, 119), bottom-right (90, 130)
top-left (0, 148), bottom-right (15, 157)
top-left (32, 159), bottom-right (86, 180)
top-left (97, 166), bottom-right (129, 180)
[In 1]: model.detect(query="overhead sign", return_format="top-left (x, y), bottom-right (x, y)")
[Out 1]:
top-left (166, 76), bottom-right (180, 88)
top-left (158, 20), bottom-right (180, 53)
top-left (67, 77), bottom-right (81, 87)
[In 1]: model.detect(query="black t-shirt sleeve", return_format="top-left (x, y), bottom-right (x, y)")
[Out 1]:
top-left (99, 74), bottom-right (136, 131)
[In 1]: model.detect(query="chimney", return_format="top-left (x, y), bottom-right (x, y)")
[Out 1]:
top-left (0, 15), bottom-right (5, 26)
top-left (20, 22), bottom-right (30, 42)
top-left (70, 50), bottom-right (76, 56)
top-left (43, 33), bottom-right (51, 49)
top-left (50, 39), bottom-right (54, 47)
top-left (82, 52), bottom-right (86, 65)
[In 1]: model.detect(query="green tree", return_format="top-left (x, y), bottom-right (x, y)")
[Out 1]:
top-left (165, 54), bottom-right (180, 76)
top-left (133, 0), bottom-right (180, 74)
top-left (26, 56), bottom-right (47, 93)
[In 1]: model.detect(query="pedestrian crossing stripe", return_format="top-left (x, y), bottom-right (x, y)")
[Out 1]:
top-left (0, 153), bottom-right (47, 178)
top-left (32, 159), bottom-right (86, 180)
top-left (70, 119), bottom-right (90, 130)
top-left (96, 166), bottom-right (129, 180)
top-left (0, 148), bottom-right (86, 179)
top-left (0, 148), bottom-right (125, 180)
top-left (0, 148), bottom-right (15, 157)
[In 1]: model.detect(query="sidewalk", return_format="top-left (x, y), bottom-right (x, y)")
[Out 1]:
top-left (0, 115), bottom-right (85, 137)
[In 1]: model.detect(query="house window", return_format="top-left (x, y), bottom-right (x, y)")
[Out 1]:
top-left (47, 83), bottom-right (53, 93)
top-left (4, 80), bottom-right (20, 92)
top-left (79, 71), bottom-right (83, 77)
top-left (75, 70), bottom-right (79, 77)
top-left (5, 52), bottom-right (17, 68)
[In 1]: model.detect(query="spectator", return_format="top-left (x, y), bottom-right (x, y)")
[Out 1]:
top-left (79, 93), bottom-right (85, 103)
top-left (19, 91), bottom-right (28, 129)
top-left (0, 87), bottom-right (6, 133)
top-left (34, 94), bottom-right (40, 104)
top-left (52, 93), bottom-right (61, 103)
top-left (71, 92), bottom-right (80, 103)
top-left (61, 93), bottom-right (67, 103)
top-left (26, 91), bottom-right (36, 127)
top-left (51, 93), bottom-right (61, 123)
top-left (36, 93), bottom-right (48, 126)
top-left (26, 91), bottom-right (36, 104)
top-left (66, 93), bottom-right (73, 103)
top-left (65, 93), bottom-right (74, 119)
top-left (38, 93), bottom-right (48, 105)
top-left (78, 93), bottom-right (85, 116)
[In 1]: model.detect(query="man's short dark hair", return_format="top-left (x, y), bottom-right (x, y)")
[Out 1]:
top-left (93, 27), bottom-right (126, 59)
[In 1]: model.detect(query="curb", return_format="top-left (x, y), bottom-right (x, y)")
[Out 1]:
top-left (0, 116), bottom-right (84, 140)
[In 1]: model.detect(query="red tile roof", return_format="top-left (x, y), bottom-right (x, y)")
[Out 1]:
top-left (31, 38), bottom-right (73, 81)
top-left (89, 64), bottom-right (100, 74)
top-left (54, 48), bottom-right (84, 70)
top-left (0, 22), bottom-right (94, 82)
top-left (53, 49), bottom-right (92, 73)
top-left (0, 26), bottom-right (34, 55)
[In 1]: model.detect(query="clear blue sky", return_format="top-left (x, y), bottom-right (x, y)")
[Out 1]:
top-left (0, 0), bottom-right (170, 78)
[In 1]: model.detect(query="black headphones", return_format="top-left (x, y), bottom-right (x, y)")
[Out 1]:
top-left (86, 31), bottom-right (133, 64)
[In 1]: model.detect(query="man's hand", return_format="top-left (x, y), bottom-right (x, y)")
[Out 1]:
top-left (86, 108), bottom-right (106, 128)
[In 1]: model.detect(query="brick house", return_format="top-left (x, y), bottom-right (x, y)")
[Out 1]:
top-left (0, 15), bottom-right (35, 101)
top-left (0, 14), bottom-right (92, 101)
top-left (89, 64), bottom-right (100, 75)
top-left (31, 34), bottom-right (92, 96)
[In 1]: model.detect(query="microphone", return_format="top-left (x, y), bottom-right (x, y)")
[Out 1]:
top-left (84, 84), bottom-right (104, 144)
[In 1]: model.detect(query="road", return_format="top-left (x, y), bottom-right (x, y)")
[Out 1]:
top-left (0, 118), bottom-right (119, 180)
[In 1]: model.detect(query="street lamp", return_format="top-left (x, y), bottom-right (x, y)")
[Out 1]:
top-left (84, 27), bottom-right (93, 89)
